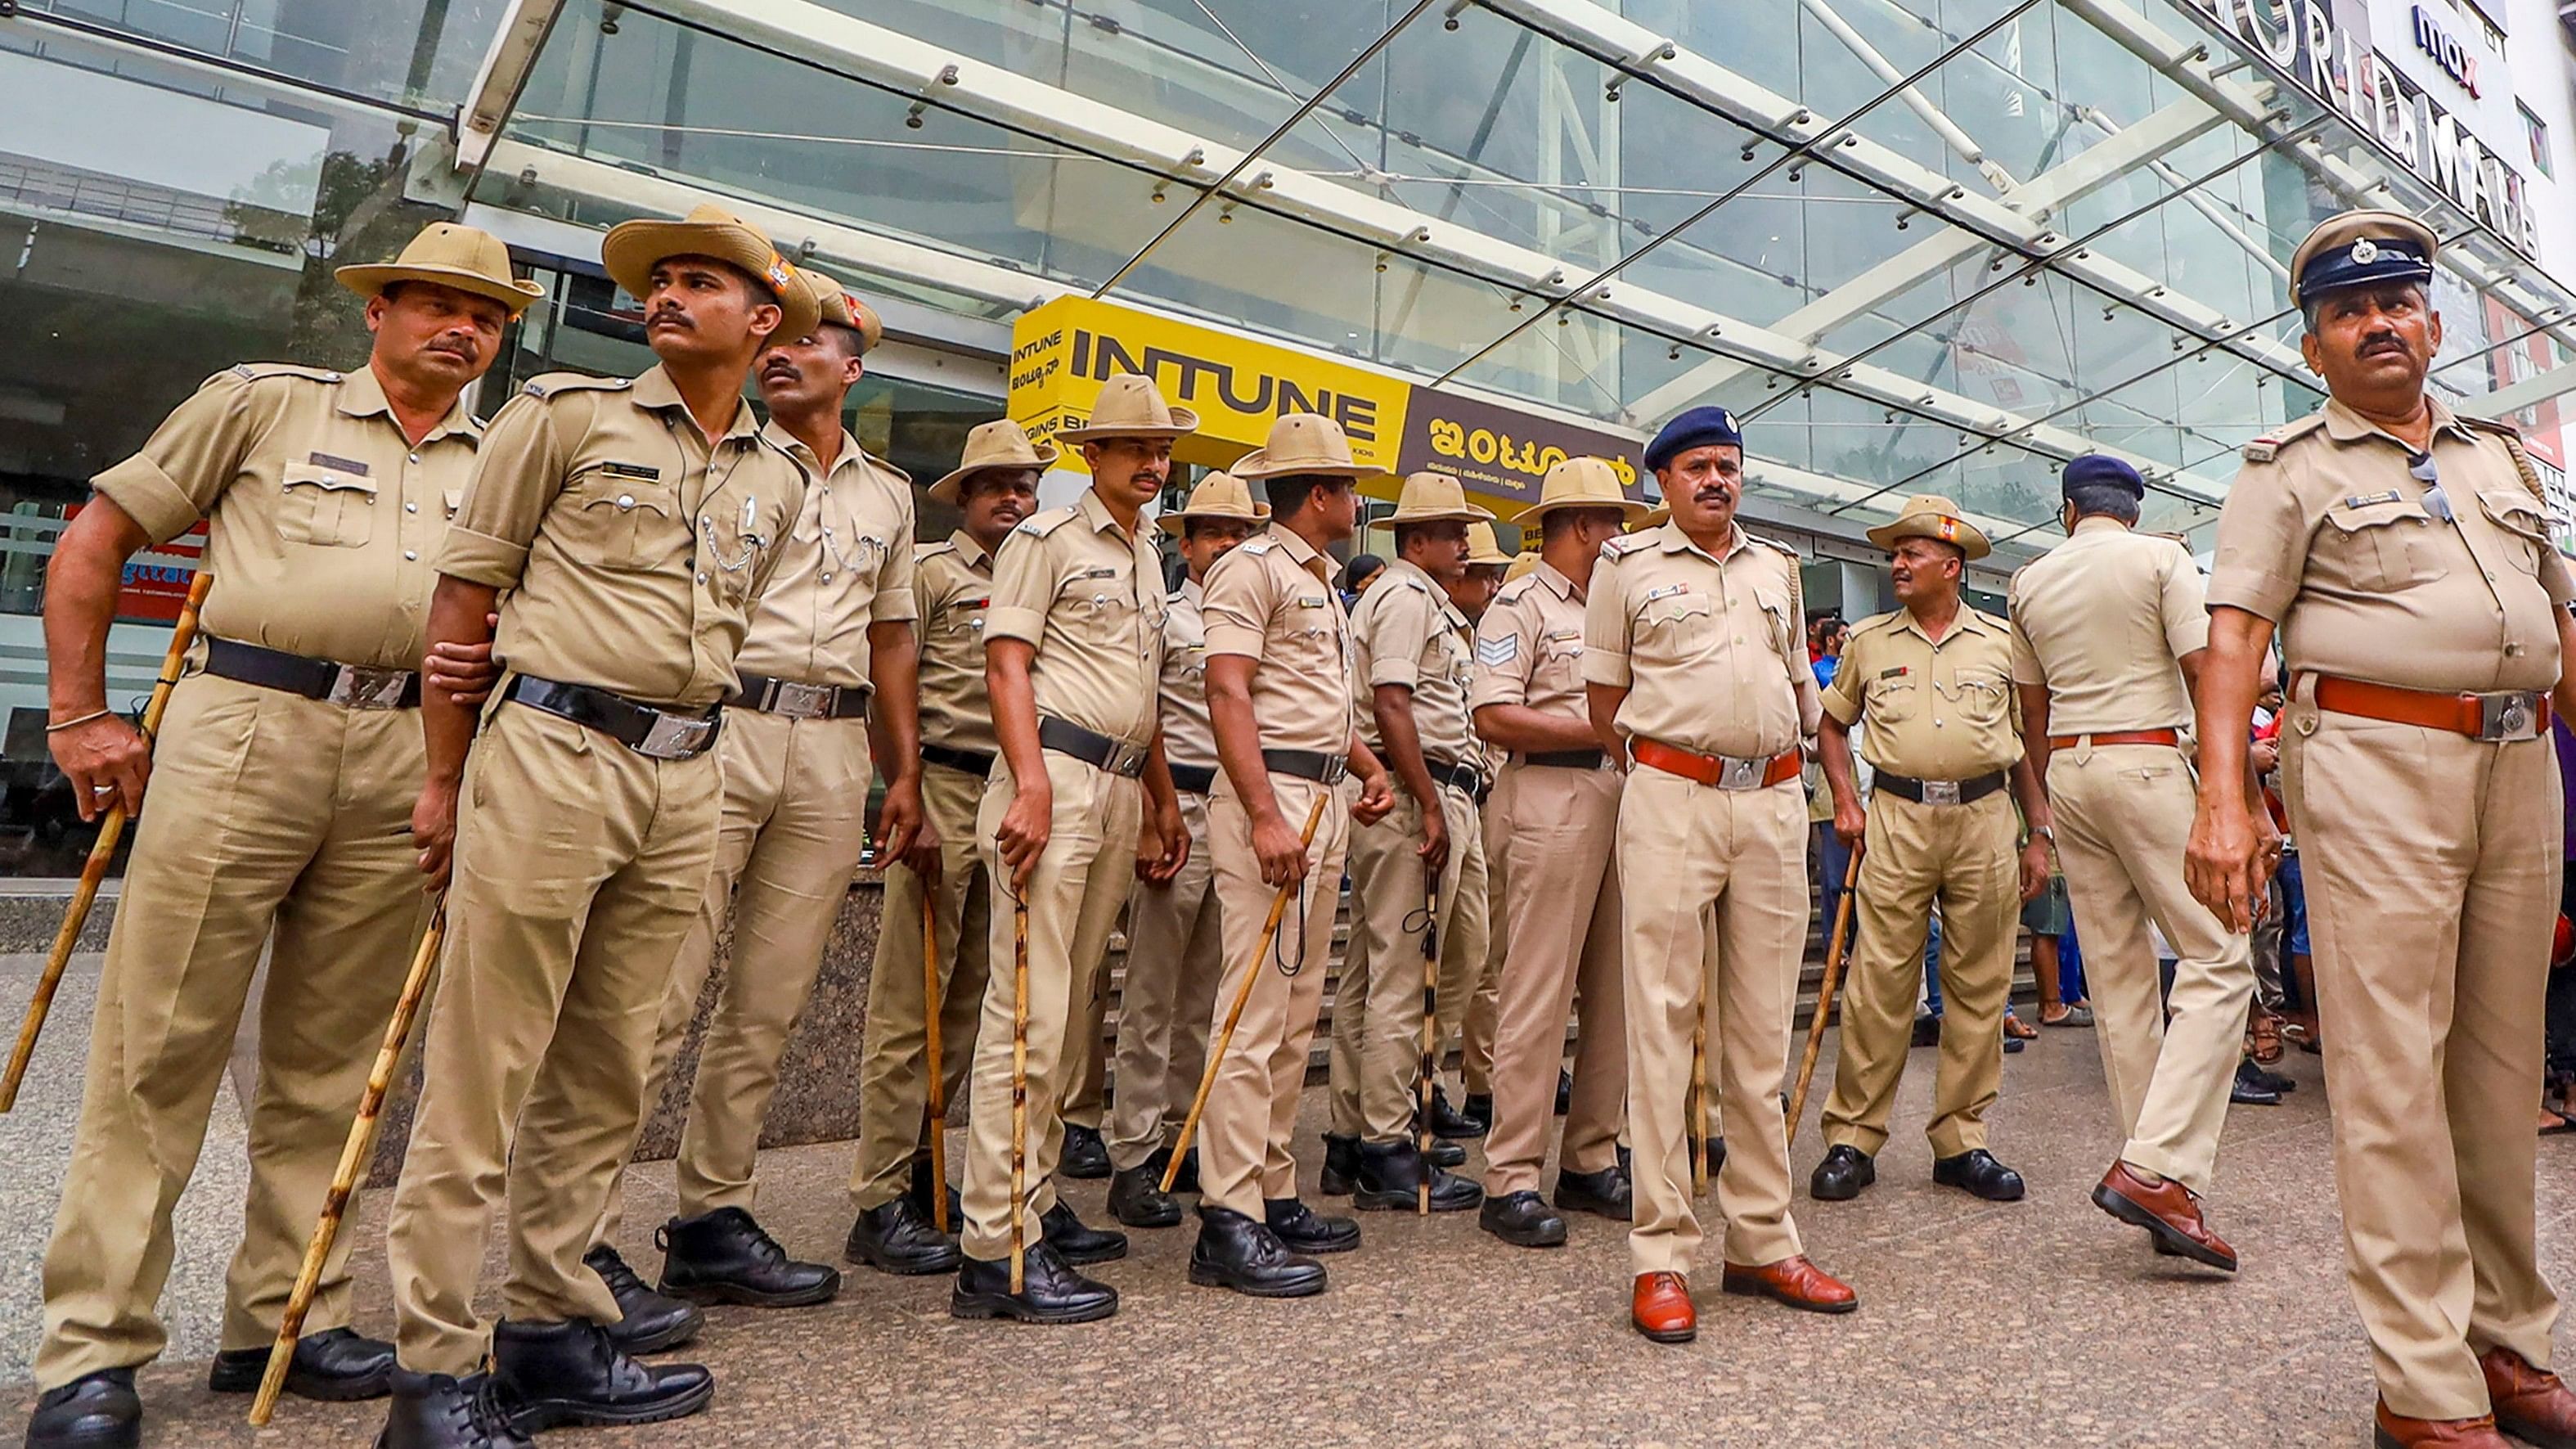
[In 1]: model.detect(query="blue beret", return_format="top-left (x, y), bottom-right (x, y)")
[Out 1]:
top-left (2061, 452), bottom-right (2143, 498)
top-left (1645, 406), bottom-right (1742, 473)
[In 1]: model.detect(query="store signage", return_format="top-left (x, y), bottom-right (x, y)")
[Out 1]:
top-left (1009, 296), bottom-right (1646, 510)
top-left (2408, 5), bottom-right (2479, 97)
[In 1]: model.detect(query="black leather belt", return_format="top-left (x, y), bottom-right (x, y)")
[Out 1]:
top-left (733, 671), bottom-right (870, 721)
top-left (1430, 757), bottom-right (1484, 799)
top-left (1168, 763), bottom-right (1218, 795)
top-left (920, 743), bottom-right (994, 779)
top-left (1522, 748), bottom-right (1607, 770)
top-left (1262, 748), bottom-right (1350, 785)
top-left (1876, 769), bottom-right (2008, 807)
top-left (1038, 715), bottom-right (1148, 779)
top-left (504, 675), bottom-right (722, 760)
top-left (204, 637), bottom-right (420, 709)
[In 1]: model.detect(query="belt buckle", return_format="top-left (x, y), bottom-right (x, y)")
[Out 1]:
top-left (637, 710), bottom-right (717, 759)
top-left (1321, 754), bottom-right (1351, 785)
top-left (329, 665), bottom-right (411, 710)
top-left (1921, 778), bottom-right (1963, 806)
top-left (2475, 691), bottom-right (2542, 742)
top-left (1110, 742), bottom-right (1148, 777)
top-left (1717, 754), bottom-right (1764, 790)
top-left (771, 681), bottom-right (834, 720)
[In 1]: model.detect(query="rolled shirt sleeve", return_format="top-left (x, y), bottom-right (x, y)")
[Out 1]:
top-left (2158, 540), bottom-right (2214, 655)
top-left (1468, 603), bottom-right (1535, 712)
top-left (1200, 549), bottom-right (1273, 659)
top-left (1364, 587), bottom-right (1432, 690)
top-left (89, 371), bottom-right (267, 544)
top-left (1818, 631), bottom-right (1866, 727)
top-left (871, 496), bottom-right (920, 623)
top-left (438, 389), bottom-right (573, 589)
top-left (2007, 577), bottom-right (2043, 686)
top-left (982, 527), bottom-right (1054, 646)
top-left (1579, 551), bottom-right (1632, 689)
top-left (2205, 456), bottom-right (2306, 622)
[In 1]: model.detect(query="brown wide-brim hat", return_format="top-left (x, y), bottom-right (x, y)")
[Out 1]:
top-left (335, 221), bottom-right (544, 314)
top-left (930, 418), bottom-right (1058, 504)
top-left (1159, 470), bottom-right (1268, 537)
top-left (1463, 521), bottom-right (1510, 565)
top-left (799, 268), bottom-right (884, 354)
top-left (1513, 456), bottom-right (1651, 524)
top-left (601, 203), bottom-right (819, 340)
top-left (1230, 412), bottom-right (1373, 480)
top-left (1865, 493), bottom-right (1991, 561)
top-left (1057, 373), bottom-right (1198, 443)
top-left (1388, 470), bottom-right (1495, 525)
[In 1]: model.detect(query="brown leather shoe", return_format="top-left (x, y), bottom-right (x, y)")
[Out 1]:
top-left (2372, 1401), bottom-right (2511, 1447)
top-left (1630, 1272), bottom-right (1695, 1344)
top-left (2090, 1162), bottom-right (2237, 1271)
top-left (2479, 1348), bottom-right (2576, 1449)
top-left (1720, 1254), bottom-right (1858, 1315)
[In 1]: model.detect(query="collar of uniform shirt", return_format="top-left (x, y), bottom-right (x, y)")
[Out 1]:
top-left (1657, 518), bottom-right (1748, 564)
top-left (2320, 394), bottom-right (2475, 451)
top-left (1263, 520), bottom-right (1332, 582)
top-left (1378, 556), bottom-right (1468, 626)
top-left (631, 363), bottom-right (762, 443)
top-left (758, 419), bottom-right (865, 477)
top-left (950, 528), bottom-right (995, 572)
top-left (1535, 559), bottom-right (1582, 601)
top-left (333, 360), bottom-right (480, 442)
top-left (1177, 576), bottom-right (1203, 604)
top-left (1893, 605), bottom-right (2001, 645)
top-left (1075, 484), bottom-right (1143, 538)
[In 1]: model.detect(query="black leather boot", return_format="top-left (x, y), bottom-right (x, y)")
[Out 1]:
top-left (1319, 1133), bottom-right (1360, 1196)
top-left (950, 1242), bottom-right (1118, 1323)
top-left (1553, 1162), bottom-right (1634, 1221)
top-left (657, 1207), bottom-right (841, 1307)
top-left (1264, 1197), bottom-right (1360, 1254)
top-left (1352, 1140), bottom-right (1483, 1212)
top-left (1555, 1069), bottom-right (1572, 1116)
top-left (907, 1155), bottom-right (963, 1226)
top-left (1809, 1145), bottom-right (1876, 1201)
top-left (583, 1244), bottom-right (702, 1354)
top-left (376, 1368), bottom-right (530, 1449)
top-left (209, 1325), bottom-right (395, 1402)
top-left (1108, 1163), bottom-right (1182, 1229)
top-left (1429, 1087), bottom-right (1487, 1140)
top-left (1059, 1123), bottom-right (1111, 1180)
top-left (1170, 1145), bottom-right (1201, 1194)
top-left (1461, 1092), bottom-right (1495, 1134)
top-left (1931, 1149), bottom-right (2026, 1202)
top-left (1706, 1137), bottom-right (1729, 1174)
top-left (843, 1195), bottom-right (961, 1276)
top-left (1427, 1137), bottom-right (1467, 1168)
top-left (1189, 1206), bottom-right (1325, 1298)
top-left (490, 1318), bottom-right (713, 1433)
top-left (1478, 1190), bottom-right (1567, 1248)
top-left (1040, 1200), bottom-right (1128, 1266)
top-left (25, 1367), bottom-right (140, 1449)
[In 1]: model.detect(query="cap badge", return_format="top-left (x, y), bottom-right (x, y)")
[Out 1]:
top-left (1936, 518), bottom-right (1960, 541)
top-left (2349, 237), bottom-right (2380, 265)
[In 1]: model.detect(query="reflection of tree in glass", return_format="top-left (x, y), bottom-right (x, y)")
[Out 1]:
top-left (223, 136), bottom-right (460, 367)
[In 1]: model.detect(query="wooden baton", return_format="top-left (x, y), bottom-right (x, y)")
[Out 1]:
top-left (1786, 845), bottom-right (1864, 1146)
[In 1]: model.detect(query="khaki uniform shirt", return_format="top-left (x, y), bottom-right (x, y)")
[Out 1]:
top-left (439, 366), bottom-right (804, 708)
top-left (2208, 398), bottom-right (2573, 694)
top-left (732, 423), bottom-right (918, 689)
top-left (915, 531), bottom-right (998, 756)
top-left (1201, 522), bottom-right (1357, 755)
top-left (985, 488), bottom-right (1166, 749)
top-left (92, 362), bottom-right (478, 671)
top-left (1159, 579), bottom-right (1217, 772)
top-left (1468, 560), bottom-right (1589, 736)
top-left (2007, 517), bottom-right (2208, 733)
top-left (1583, 522), bottom-right (1814, 761)
top-left (1350, 557), bottom-right (1475, 764)
top-left (1821, 605), bottom-right (2023, 780)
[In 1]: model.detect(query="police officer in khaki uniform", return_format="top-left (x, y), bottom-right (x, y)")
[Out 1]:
top-left (843, 421), bottom-right (1045, 1275)
top-left (953, 374), bottom-right (1188, 1324)
top-left (576, 270), bottom-right (919, 1328)
top-left (381, 205), bottom-right (816, 1449)
top-left (1812, 494), bottom-right (2052, 1212)
top-left (1327, 470), bottom-right (1493, 1211)
top-left (2190, 211), bottom-right (2576, 1449)
top-left (2008, 452), bottom-right (2255, 1271)
top-left (1585, 412), bottom-right (1854, 1343)
top-left (1435, 521), bottom-right (1508, 1130)
top-left (1472, 458), bottom-right (1644, 1250)
top-left (1103, 472), bottom-right (1265, 1229)
top-left (25, 224), bottom-right (532, 1449)
top-left (1193, 412), bottom-right (1396, 1295)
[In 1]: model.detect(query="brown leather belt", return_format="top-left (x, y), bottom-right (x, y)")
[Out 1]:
top-left (2046, 728), bottom-right (2179, 749)
top-left (1633, 737), bottom-right (1801, 790)
top-left (2312, 674), bottom-right (2551, 742)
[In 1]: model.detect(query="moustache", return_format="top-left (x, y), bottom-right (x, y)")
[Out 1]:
top-left (647, 309), bottom-right (693, 329)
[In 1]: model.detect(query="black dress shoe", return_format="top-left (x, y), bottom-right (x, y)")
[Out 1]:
top-left (907, 1156), bottom-right (964, 1225)
top-left (1108, 1163), bottom-right (1183, 1229)
top-left (377, 1368), bottom-right (531, 1449)
top-left (1427, 1137), bottom-right (1467, 1168)
top-left (1059, 1123), bottom-right (1112, 1180)
top-left (951, 1242), bottom-right (1119, 1323)
top-left (656, 1207), bottom-right (840, 1307)
top-left (1352, 1140), bottom-right (1483, 1212)
top-left (1041, 1200), bottom-right (1128, 1266)
top-left (1931, 1148), bottom-right (2026, 1201)
top-left (1430, 1086), bottom-right (1487, 1140)
top-left (209, 1325), bottom-right (395, 1401)
top-left (1478, 1190), bottom-right (1567, 1248)
top-left (25, 1367), bottom-right (139, 1449)
top-left (490, 1318), bottom-right (713, 1433)
top-left (1264, 1198), bottom-right (1360, 1254)
top-left (1170, 1146), bottom-right (1201, 1195)
top-left (1809, 1145), bottom-right (1877, 1202)
top-left (1553, 1163), bottom-right (1634, 1221)
top-left (2232, 1059), bottom-right (2285, 1105)
top-left (844, 1196), bottom-right (962, 1276)
top-left (1189, 1207), bottom-right (1326, 1298)
top-left (1461, 1092), bottom-right (1495, 1134)
top-left (2242, 1061), bottom-right (2296, 1095)
top-left (1555, 1069), bottom-right (1573, 1116)
top-left (1319, 1133), bottom-right (1360, 1196)
top-left (583, 1245), bottom-right (703, 1355)
top-left (1912, 1014), bottom-right (1942, 1047)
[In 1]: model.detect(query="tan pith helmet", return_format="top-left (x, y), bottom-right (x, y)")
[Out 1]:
top-left (334, 221), bottom-right (543, 313)
top-left (929, 418), bottom-right (1058, 505)
top-left (600, 202), bottom-right (817, 339)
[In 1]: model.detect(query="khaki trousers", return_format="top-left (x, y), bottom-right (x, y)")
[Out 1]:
top-left (1823, 790), bottom-right (2017, 1159)
top-left (1330, 785), bottom-right (1481, 1143)
top-left (1617, 767), bottom-right (1805, 1276)
top-left (2282, 697), bottom-right (2562, 1419)
top-left (2047, 743), bottom-right (2252, 1193)
top-left (848, 760), bottom-right (993, 1210)
top-left (958, 754), bottom-right (1141, 1262)
top-left (1439, 801), bottom-right (1499, 1097)
top-left (1200, 775), bottom-right (1353, 1218)
top-left (388, 703), bottom-right (719, 1374)
top-left (35, 675), bottom-right (430, 1388)
top-left (1105, 790), bottom-right (1224, 1173)
top-left (1063, 916), bottom-right (1117, 1135)
top-left (1481, 762), bottom-right (1625, 1196)
top-left (594, 709), bottom-right (873, 1244)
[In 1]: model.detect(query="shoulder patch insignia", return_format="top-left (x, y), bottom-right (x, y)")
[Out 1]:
top-left (227, 362), bottom-right (342, 386)
top-left (2242, 439), bottom-right (2280, 463)
top-left (1475, 635), bottom-right (1520, 668)
top-left (1015, 507), bottom-right (1074, 539)
top-left (2245, 412), bottom-right (2327, 462)
top-left (1238, 536), bottom-right (1277, 556)
top-left (1394, 574), bottom-right (1431, 595)
top-left (520, 371), bottom-right (632, 400)
top-left (1749, 534), bottom-right (1801, 560)
top-left (915, 539), bottom-right (959, 562)
top-left (1603, 533), bottom-right (1657, 558)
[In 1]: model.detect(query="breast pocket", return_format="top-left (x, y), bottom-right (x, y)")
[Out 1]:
top-left (2321, 496), bottom-right (2441, 592)
top-left (276, 462), bottom-right (377, 547)
top-left (1634, 590), bottom-right (1714, 664)
top-left (2476, 486), bottom-right (2554, 575)
top-left (1864, 670), bottom-right (1920, 724)
top-left (1952, 665), bottom-right (2012, 725)
top-left (1068, 580), bottom-right (1140, 649)
top-left (558, 469), bottom-right (680, 572)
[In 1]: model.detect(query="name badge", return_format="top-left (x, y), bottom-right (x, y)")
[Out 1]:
top-left (600, 461), bottom-right (660, 480)
top-left (1643, 584), bottom-right (1691, 602)
top-left (2342, 490), bottom-right (2401, 508)
top-left (1879, 665), bottom-right (1910, 679)
top-left (307, 452), bottom-right (370, 476)
top-left (1296, 596), bottom-right (1328, 609)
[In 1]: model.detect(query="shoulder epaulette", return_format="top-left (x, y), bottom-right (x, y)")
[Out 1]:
top-left (2461, 416), bottom-right (2548, 500)
top-left (1014, 506), bottom-right (1076, 539)
top-left (2241, 412), bottom-right (2326, 463)
top-left (859, 450), bottom-right (915, 488)
top-left (1237, 536), bottom-right (1277, 556)
top-left (1968, 605), bottom-right (2012, 633)
top-left (1748, 533), bottom-right (1802, 561)
top-left (1495, 574), bottom-right (1539, 605)
top-left (1602, 533), bottom-right (1657, 559)
top-left (519, 371), bottom-right (632, 400)
top-left (915, 539), bottom-right (960, 563)
top-left (222, 362), bottom-right (344, 388)
top-left (1848, 610), bottom-right (1903, 637)
top-left (1391, 574), bottom-right (1431, 595)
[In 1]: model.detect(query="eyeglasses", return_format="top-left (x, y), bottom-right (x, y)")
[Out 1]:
top-left (2408, 452), bottom-right (2453, 524)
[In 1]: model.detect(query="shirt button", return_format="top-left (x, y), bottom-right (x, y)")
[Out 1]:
top-left (617, 494), bottom-right (636, 511)
top-left (820, 572), bottom-right (834, 583)
top-left (404, 550), bottom-right (418, 560)
top-left (699, 515), bottom-right (710, 529)
top-left (696, 573), bottom-right (708, 584)
top-left (408, 452), bottom-right (421, 465)
top-left (405, 502), bottom-right (418, 514)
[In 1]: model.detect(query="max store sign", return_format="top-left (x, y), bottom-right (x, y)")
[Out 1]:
top-left (2184, 0), bottom-right (2537, 258)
